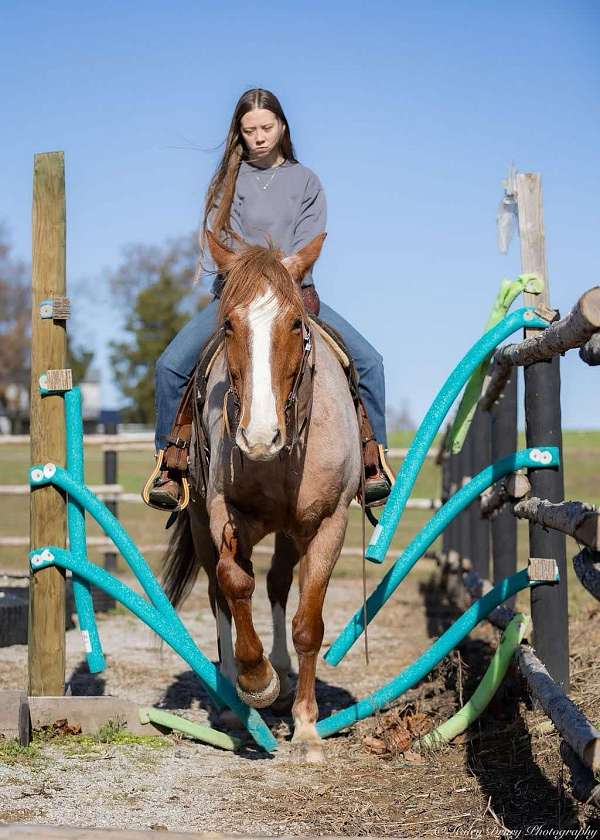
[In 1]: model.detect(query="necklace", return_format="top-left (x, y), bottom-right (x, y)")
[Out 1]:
top-left (254, 166), bottom-right (279, 191)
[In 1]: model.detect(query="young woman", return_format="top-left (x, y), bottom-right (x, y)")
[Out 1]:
top-left (148, 88), bottom-right (391, 509)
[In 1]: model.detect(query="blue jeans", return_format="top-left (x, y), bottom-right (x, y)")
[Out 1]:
top-left (155, 298), bottom-right (387, 450)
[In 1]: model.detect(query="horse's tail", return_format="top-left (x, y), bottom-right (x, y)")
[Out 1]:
top-left (161, 509), bottom-right (201, 610)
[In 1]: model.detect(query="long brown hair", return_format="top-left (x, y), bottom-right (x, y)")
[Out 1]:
top-left (201, 89), bottom-right (297, 256)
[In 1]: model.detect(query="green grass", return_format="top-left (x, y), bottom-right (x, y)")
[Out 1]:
top-left (0, 723), bottom-right (169, 766)
top-left (2, 432), bottom-right (600, 605)
top-left (0, 737), bottom-right (40, 766)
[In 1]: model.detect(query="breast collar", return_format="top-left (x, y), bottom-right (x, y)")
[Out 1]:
top-left (223, 319), bottom-right (315, 453)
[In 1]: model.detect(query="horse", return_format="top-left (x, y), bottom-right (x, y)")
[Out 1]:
top-left (162, 231), bottom-right (361, 760)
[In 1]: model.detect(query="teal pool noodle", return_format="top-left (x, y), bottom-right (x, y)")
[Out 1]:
top-left (29, 545), bottom-right (278, 754)
top-left (31, 464), bottom-right (197, 626)
top-left (325, 446), bottom-right (559, 666)
top-left (63, 388), bottom-right (105, 673)
top-left (366, 307), bottom-right (551, 564)
top-left (316, 568), bottom-right (555, 739)
top-left (30, 462), bottom-right (224, 714)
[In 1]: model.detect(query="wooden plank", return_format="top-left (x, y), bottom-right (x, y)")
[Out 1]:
top-left (45, 367), bottom-right (73, 391)
top-left (0, 828), bottom-right (243, 839)
top-left (28, 695), bottom-right (164, 737)
top-left (29, 151), bottom-right (67, 697)
top-left (0, 690), bottom-right (30, 744)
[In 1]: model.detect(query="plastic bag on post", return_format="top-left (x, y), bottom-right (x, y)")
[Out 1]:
top-left (496, 163), bottom-right (519, 254)
top-left (496, 194), bottom-right (518, 254)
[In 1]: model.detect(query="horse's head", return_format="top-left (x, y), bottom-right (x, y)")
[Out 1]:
top-left (207, 231), bottom-right (325, 461)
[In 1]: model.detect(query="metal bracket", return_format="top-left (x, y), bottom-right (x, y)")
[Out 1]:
top-left (39, 296), bottom-right (71, 320)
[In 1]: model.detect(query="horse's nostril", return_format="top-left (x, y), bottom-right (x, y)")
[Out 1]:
top-left (239, 426), bottom-right (249, 445)
top-left (272, 430), bottom-right (282, 447)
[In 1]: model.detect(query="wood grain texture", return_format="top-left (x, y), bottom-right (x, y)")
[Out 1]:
top-left (514, 497), bottom-right (600, 550)
top-left (480, 472), bottom-right (531, 518)
top-left (497, 288), bottom-right (600, 366)
top-left (517, 172), bottom-right (548, 334)
top-left (28, 152), bottom-right (67, 697)
top-left (45, 368), bottom-right (72, 391)
top-left (481, 288), bottom-right (600, 408)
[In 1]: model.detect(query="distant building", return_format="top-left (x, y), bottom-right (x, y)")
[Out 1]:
top-left (0, 368), bottom-right (105, 434)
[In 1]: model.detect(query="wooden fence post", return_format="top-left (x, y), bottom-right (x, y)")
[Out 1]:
top-left (29, 152), bottom-right (67, 696)
top-left (518, 172), bottom-right (569, 689)
top-left (441, 449), bottom-right (451, 561)
top-left (469, 406), bottom-right (491, 579)
top-left (458, 436), bottom-right (471, 567)
top-left (451, 448), bottom-right (463, 563)
top-left (103, 423), bottom-right (118, 573)
top-left (490, 371), bottom-right (518, 608)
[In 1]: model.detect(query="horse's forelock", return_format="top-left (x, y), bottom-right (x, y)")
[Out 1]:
top-left (218, 244), bottom-right (305, 319)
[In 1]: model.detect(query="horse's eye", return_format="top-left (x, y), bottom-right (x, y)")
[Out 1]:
top-left (292, 318), bottom-right (302, 332)
top-left (223, 318), bottom-right (233, 334)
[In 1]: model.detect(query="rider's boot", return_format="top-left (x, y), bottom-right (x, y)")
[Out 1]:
top-left (148, 466), bottom-right (184, 510)
top-left (358, 401), bottom-right (395, 507)
top-left (143, 375), bottom-right (196, 513)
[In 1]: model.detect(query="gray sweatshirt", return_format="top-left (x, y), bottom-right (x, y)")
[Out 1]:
top-left (209, 159), bottom-right (326, 292)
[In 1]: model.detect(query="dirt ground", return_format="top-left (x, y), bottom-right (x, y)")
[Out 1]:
top-left (1, 563), bottom-right (599, 838)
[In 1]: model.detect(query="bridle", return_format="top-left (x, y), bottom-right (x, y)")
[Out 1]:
top-left (222, 317), bottom-right (315, 453)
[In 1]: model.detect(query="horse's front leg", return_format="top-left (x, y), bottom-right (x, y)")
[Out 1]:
top-left (210, 500), bottom-right (280, 709)
top-left (291, 505), bottom-right (348, 762)
top-left (267, 532), bottom-right (301, 712)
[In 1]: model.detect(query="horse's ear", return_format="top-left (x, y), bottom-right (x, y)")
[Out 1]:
top-left (282, 233), bottom-right (327, 283)
top-left (206, 230), bottom-right (236, 273)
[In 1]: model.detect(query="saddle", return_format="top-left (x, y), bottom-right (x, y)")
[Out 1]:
top-left (143, 317), bottom-right (392, 510)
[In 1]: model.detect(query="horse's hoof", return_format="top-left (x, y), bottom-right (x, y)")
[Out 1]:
top-left (218, 709), bottom-right (243, 730)
top-left (291, 739), bottom-right (325, 764)
top-left (236, 667), bottom-right (280, 709)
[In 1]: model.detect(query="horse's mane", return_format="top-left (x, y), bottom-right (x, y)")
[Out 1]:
top-left (218, 243), bottom-right (305, 318)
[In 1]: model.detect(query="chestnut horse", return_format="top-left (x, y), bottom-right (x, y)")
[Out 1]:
top-left (162, 232), bottom-right (360, 760)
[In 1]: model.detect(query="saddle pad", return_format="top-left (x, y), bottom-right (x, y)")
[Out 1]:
top-left (309, 317), bottom-right (351, 370)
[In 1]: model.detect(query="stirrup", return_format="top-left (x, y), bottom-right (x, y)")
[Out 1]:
top-left (142, 449), bottom-right (190, 513)
top-left (361, 444), bottom-right (396, 512)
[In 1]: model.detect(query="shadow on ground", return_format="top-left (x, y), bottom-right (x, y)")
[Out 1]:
top-left (160, 666), bottom-right (356, 727)
top-left (66, 660), bottom-right (107, 696)
top-left (418, 569), bottom-right (591, 832)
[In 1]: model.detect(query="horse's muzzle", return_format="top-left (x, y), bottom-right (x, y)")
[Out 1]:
top-left (236, 425), bottom-right (284, 461)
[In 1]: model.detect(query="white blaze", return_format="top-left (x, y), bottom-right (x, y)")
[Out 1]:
top-left (246, 290), bottom-right (279, 446)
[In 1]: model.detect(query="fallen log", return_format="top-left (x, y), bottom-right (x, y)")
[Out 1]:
top-left (560, 741), bottom-right (600, 807)
top-left (573, 547), bottom-right (600, 602)
top-left (480, 473), bottom-right (531, 518)
top-left (517, 647), bottom-right (600, 771)
top-left (514, 497), bottom-right (600, 550)
top-left (579, 332), bottom-right (600, 366)
top-left (481, 287), bottom-right (600, 408)
top-left (459, 567), bottom-right (600, 773)
top-left (498, 288), bottom-right (600, 366)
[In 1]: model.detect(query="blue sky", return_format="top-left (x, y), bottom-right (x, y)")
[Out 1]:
top-left (2, 1), bottom-right (599, 427)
